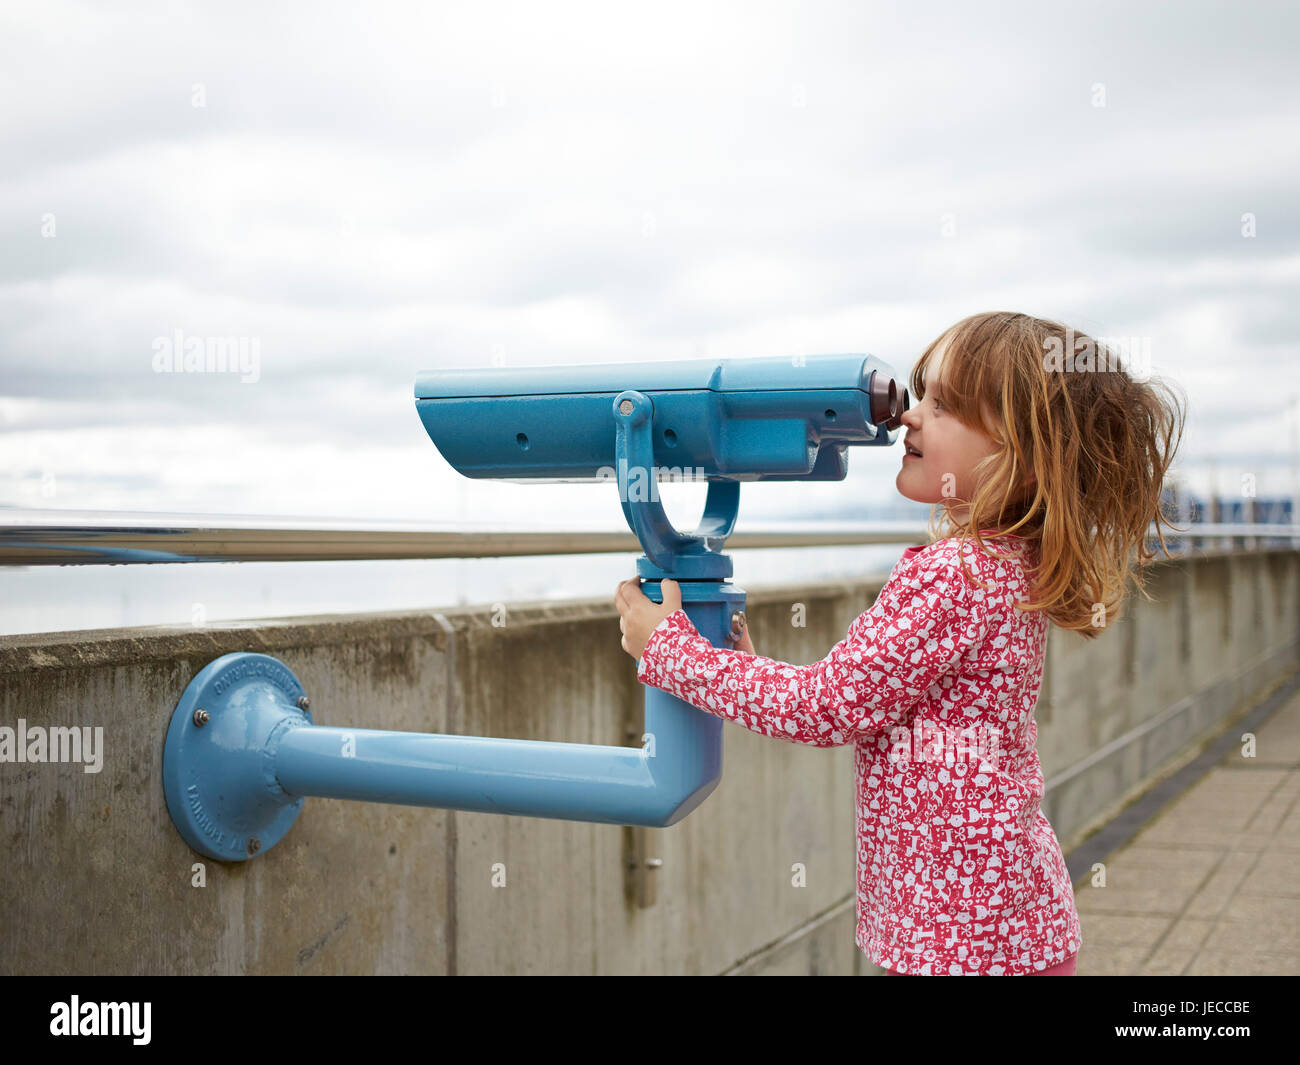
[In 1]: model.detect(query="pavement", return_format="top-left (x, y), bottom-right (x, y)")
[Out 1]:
top-left (1072, 682), bottom-right (1300, 975)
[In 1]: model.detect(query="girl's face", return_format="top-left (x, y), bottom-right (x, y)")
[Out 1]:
top-left (894, 335), bottom-right (1003, 522)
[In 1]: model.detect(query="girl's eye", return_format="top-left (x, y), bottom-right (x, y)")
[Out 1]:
top-left (933, 398), bottom-right (944, 411)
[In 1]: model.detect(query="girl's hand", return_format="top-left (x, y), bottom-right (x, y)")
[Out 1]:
top-left (614, 577), bottom-right (683, 661)
top-left (728, 615), bottom-right (756, 655)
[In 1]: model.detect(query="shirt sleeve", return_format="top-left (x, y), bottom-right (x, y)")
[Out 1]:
top-left (635, 546), bottom-right (990, 748)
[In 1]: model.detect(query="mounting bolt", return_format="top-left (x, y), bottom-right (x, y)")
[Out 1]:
top-left (247, 837), bottom-right (261, 855)
top-left (618, 399), bottom-right (633, 415)
top-left (192, 708), bottom-right (209, 727)
top-left (296, 695), bottom-right (311, 711)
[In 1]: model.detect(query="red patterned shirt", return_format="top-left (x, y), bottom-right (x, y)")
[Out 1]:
top-left (636, 534), bottom-right (1082, 975)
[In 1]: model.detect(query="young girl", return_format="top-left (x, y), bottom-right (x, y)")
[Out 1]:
top-left (615, 310), bottom-right (1186, 976)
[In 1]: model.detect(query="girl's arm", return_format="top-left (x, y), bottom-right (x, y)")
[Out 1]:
top-left (635, 548), bottom-right (990, 748)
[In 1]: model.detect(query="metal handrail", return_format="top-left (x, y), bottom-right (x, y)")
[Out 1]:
top-left (0, 509), bottom-right (1296, 566)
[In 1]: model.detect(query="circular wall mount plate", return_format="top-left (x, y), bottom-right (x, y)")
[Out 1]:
top-left (162, 652), bottom-right (311, 861)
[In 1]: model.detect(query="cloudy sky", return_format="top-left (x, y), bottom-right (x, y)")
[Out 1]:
top-left (3, 0), bottom-right (1297, 529)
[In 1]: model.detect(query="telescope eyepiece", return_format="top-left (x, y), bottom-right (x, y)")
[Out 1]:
top-left (868, 372), bottom-right (910, 430)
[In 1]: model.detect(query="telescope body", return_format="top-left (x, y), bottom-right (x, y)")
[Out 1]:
top-left (414, 354), bottom-right (908, 483)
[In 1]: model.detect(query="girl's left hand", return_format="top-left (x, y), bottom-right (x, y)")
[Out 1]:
top-left (614, 577), bottom-right (682, 661)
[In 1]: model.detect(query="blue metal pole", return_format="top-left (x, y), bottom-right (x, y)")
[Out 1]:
top-left (272, 689), bottom-right (720, 826)
top-left (162, 580), bottom-right (739, 860)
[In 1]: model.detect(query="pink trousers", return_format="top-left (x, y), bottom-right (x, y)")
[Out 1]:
top-left (886, 954), bottom-right (1077, 976)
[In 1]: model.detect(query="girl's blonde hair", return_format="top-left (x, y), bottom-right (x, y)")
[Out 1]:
top-left (911, 311), bottom-right (1187, 639)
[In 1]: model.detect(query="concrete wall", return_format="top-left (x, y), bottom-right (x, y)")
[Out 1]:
top-left (2, 548), bottom-right (1297, 975)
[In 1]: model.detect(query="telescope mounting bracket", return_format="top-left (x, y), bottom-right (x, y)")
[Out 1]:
top-left (613, 390), bottom-right (737, 581)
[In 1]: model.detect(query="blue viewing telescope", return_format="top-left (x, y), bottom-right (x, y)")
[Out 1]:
top-left (414, 354), bottom-right (907, 482)
top-left (415, 353), bottom-right (908, 580)
top-left (163, 353), bottom-right (909, 863)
